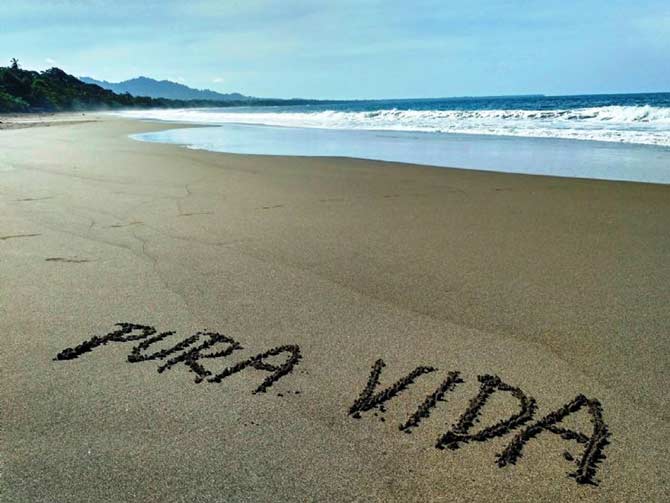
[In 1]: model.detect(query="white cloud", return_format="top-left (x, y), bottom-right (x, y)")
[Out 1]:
top-left (213, 77), bottom-right (225, 83)
top-left (45, 57), bottom-right (57, 65)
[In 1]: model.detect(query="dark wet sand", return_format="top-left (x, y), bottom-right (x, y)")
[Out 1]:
top-left (1, 115), bottom-right (669, 502)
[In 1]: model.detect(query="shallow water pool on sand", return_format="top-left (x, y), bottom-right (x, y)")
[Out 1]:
top-left (132, 123), bottom-right (670, 184)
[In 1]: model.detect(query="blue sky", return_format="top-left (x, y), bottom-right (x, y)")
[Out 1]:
top-left (1, 0), bottom-right (668, 99)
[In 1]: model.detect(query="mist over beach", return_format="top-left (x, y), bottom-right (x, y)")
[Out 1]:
top-left (2, 1), bottom-right (669, 502)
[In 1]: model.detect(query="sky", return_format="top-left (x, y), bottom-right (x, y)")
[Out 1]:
top-left (1, 0), bottom-right (669, 99)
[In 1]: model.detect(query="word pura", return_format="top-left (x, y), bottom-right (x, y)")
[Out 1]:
top-left (54, 322), bottom-right (301, 393)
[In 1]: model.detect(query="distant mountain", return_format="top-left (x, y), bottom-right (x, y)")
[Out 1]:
top-left (80, 76), bottom-right (252, 102)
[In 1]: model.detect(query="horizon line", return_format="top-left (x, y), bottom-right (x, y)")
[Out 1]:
top-left (79, 73), bottom-right (670, 103)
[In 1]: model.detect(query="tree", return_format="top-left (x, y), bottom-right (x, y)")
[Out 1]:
top-left (10, 58), bottom-right (20, 70)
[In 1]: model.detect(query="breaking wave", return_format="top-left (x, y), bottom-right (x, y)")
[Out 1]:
top-left (119, 105), bottom-right (670, 147)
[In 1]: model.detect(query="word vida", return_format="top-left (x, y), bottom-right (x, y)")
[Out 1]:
top-left (54, 322), bottom-right (609, 486)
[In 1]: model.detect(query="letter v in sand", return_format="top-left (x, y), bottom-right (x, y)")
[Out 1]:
top-left (349, 359), bottom-right (437, 419)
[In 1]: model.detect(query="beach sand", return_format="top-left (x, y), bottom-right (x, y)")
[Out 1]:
top-left (2, 115), bottom-right (669, 502)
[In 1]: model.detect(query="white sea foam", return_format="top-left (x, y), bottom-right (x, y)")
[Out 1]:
top-left (118, 105), bottom-right (670, 147)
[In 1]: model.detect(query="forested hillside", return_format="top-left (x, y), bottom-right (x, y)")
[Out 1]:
top-left (0, 60), bottom-right (324, 113)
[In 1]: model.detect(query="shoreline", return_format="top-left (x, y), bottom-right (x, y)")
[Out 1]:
top-left (129, 113), bottom-right (670, 185)
top-left (4, 112), bottom-right (670, 186)
top-left (130, 116), bottom-right (670, 149)
top-left (2, 115), bottom-right (669, 502)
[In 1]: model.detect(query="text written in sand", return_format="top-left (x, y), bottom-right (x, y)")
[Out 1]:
top-left (54, 322), bottom-right (609, 486)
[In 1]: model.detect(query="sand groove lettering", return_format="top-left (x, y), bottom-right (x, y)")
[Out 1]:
top-left (349, 360), bottom-right (610, 486)
top-left (54, 323), bottom-right (610, 486)
top-left (400, 371), bottom-right (463, 432)
top-left (436, 374), bottom-right (537, 450)
top-left (348, 359), bottom-right (437, 418)
top-left (156, 331), bottom-right (244, 382)
top-left (54, 322), bottom-right (300, 394)
top-left (208, 345), bottom-right (302, 393)
top-left (496, 394), bottom-right (610, 485)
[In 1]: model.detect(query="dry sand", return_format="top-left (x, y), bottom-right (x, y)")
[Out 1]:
top-left (0, 113), bottom-right (99, 130)
top-left (1, 115), bottom-right (669, 502)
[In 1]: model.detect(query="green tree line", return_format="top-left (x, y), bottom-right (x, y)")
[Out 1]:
top-left (0, 59), bottom-right (328, 113)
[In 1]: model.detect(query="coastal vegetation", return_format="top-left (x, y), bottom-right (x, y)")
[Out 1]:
top-left (0, 60), bottom-right (160, 112)
top-left (0, 60), bottom-right (326, 113)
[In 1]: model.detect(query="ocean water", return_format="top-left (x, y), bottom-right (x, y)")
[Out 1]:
top-left (121, 93), bottom-right (670, 184)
